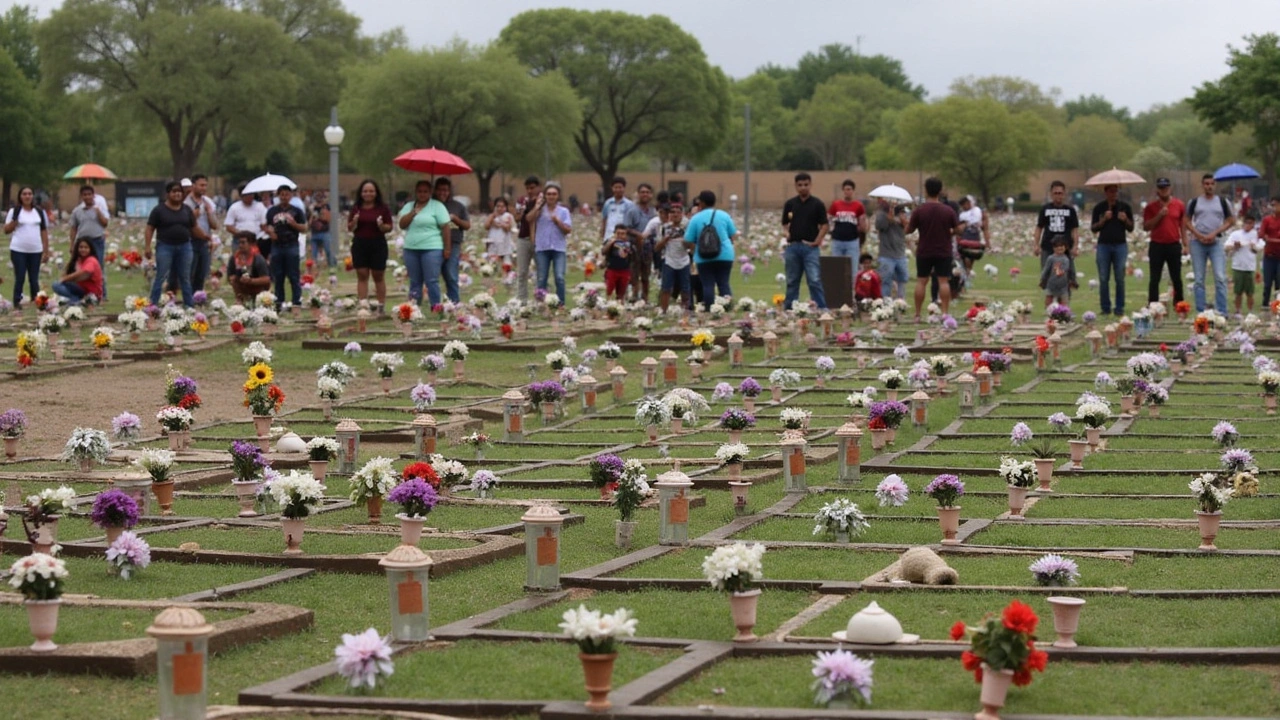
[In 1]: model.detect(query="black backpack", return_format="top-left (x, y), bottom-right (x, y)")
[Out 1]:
top-left (1187, 195), bottom-right (1231, 222)
top-left (696, 210), bottom-right (721, 259)
top-left (9, 205), bottom-right (46, 231)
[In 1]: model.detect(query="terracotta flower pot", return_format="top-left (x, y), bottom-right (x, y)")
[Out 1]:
top-left (453, 359), bottom-right (466, 380)
top-left (1033, 458), bottom-right (1055, 491)
top-left (151, 480), bottom-right (176, 516)
top-left (937, 506), bottom-right (961, 544)
top-left (1085, 426), bottom-right (1102, 450)
top-left (728, 430), bottom-right (742, 444)
top-left (79, 458), bottom-right (95, 473)
top-left (615, 520), bottom-right (637, 549)
top-left (886, 427), bottom-right (897, 445)
top-left (869, 429), bottom-right (888, 451)
top-left (1148, 405), bottom-right (1161, 419)
top-left (398, 514), bottom-right (426, 546)
top-left (380, 377), bottom-right (392, 395)
top-left (25, 599), bottom-right (61, 653)
top-left (281, 517), bottom-right (305, 555)
top-left (1068, 439), bottom-right (1088, 469)
top-left (886, 388), bottom-right (898, 402)
top-left (1265, 394), bottom-right (1277, 415)
top-left (728, 588), bottom-right (761, 642)
top-left (3, 436), bottom-right (17, 459)
top-left (770, 386), bottom-right (781, 403)
top-left (1047, 596), bottom-right (1086, 648)
top-left (579, 652), bottom-right (617, 711)
top-left (321, 399), bottom-right (333, 421)
top-left (309, 460), bottom-right (328, 482)
top-left (104, 524), bottom-right (125, 546)
top-left (1196, 510), bottom-right (1222, 551)
top-left (253, 415), bottom-right (272, 438)
top-left (1119, 395), bottom-right (1134, 414)
top-left (670, 417), bottom-right (683, 434)
top-left (743, 396), bottom-right (755, 413)
top-left (976, 664), bottom-right (1015, 720)
top-left (366, 494), bottom-right (383, 525)
top-left (646, 424), bottom-right (658, 443)
top-left (1006, 485), bottom-right (1029, 518)
top-left (167, 432), bottom-right (182, 451)
top-left (31, 516), bottom-right (59, 554)
top-left (231, 480), bottom-right (260, 517)
top-left (727, 462), bottom-right (742, 480)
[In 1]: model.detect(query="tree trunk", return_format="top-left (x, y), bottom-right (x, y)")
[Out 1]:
top-left (1, 179), bottom-right (11, 211)
top-left (475, 169), bottom-right (497, 211)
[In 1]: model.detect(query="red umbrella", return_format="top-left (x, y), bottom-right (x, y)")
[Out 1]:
top-left (393, 148), bottom-right (472, 176)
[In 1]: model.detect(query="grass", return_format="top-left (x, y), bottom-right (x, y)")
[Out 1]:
top-left (972, 523), bottom-right (1280, 550)
top-left (611, 547), bottom-right (900, 581)
top-left (941, 552), bottom-right (1280, 590)
top-left (731, 516), bottom-right (960, 545)
top-left (0, 606), bottom-right (245, 648)
top-left (306, 503), bottom-right (529, 532)
top-left (140, 526), bottom-right (475, 554)
top-left (0, 549), bottom-right (279, 599)
top-left (1027, 496), bottom-right (1280, 521)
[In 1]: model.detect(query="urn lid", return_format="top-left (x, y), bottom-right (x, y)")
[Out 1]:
top-left (335, 418), bottom-right (362, 432)
top-left (275, 431), bottom-right (307, 453)
top-left (413, 413), bottom-right (438, 426)
top-left (521, 503), bottom-right (565, 524)
top-left (832, 601), bottom-right (918, 644)
top-left (379, 543), bottom-right (433, 569)
top-left (147, 606), bottom-right (214, 639)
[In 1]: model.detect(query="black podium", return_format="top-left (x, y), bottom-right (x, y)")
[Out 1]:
top-left (819, 255), bottom-right (855, 308)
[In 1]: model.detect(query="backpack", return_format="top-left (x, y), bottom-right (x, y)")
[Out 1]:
top-left (696, 210), bottom-right (721, 259)
top-left (9, 206), bottom-right (46, 231)
top-left (1187, 196), bottom-right (1231, 222)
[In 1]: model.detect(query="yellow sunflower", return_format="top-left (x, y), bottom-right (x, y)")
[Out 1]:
top-left (246, 363), bottom-right (273, 389)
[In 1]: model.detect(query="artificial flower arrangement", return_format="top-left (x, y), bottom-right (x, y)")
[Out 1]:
top-left (164, 366), bottom-right (202, 410)
top-left (26, 486), bottom-right (76, 523)
top-left (459, 431), bottom-right (491, 451)
top-left (589, 454), bottom-right (625, 492)
top-left (409, 383), bottom-right (436, 411)
top-left (768, 368), bottom-right (802, 389)
top-left (442, 340), bottom-right (469, 361)
top-left (418, 353), bottom-right (446, 375)
top-left (428, 453), bottom-right (469, 488)
top-left (318, 360), bottom-right (357, 385)
top-left (401, 461), bottom-right (440, 488)
top-left (717, 408), bottom-right (755, 431)
top-left (715, 443), bottom-right (749, 465)
top-left (230, 440), bottom-right (268, 483)
top-left (8, 553), bottom-right (67, 601)
top-left (815, 355), bottom-right (836, 378)
top-left (1047, 303), bottom-right (1073, 323)
top-left (691, 328), bottom-right (716, 351)
top-left (1220, 448), bottom-right (1256, 475)
top-left (244, 363), bottom-right (286, 415)
top-left (811, 498), bottom-right (870, 540)
top-left (811, 648), bottom-right (874, 708)
top-left (90, 488), bottom-right (139, 530)
top-left (874, 474), bottom-right (909, 506)
top-left (1009, 422), bottom-right (1033, 447)
top-left (395, 302), bottom-right (423, 324)
top-left (306, 437), bottom-right (339, 462)
top-left (349, 456), bottom-right (399, 506)
top-left (878, 368), bottom-right (904, 390)
top-left (133, 448), bottom-right (176, 483)
top-left (1211, 421), bottom-right (1239, 448)
top-left (613, 463), bottom-right (651, 523)
top-left (1028, 554), bottom-right (1080, 586)
top-left (1075, 399), bottom-right (1110, 429)
top-left (60, 427), bottom-right (111, 464)
top-left (701, 542), bottom-right (765, 593)
top-left (15, 329), bottom-right (44, 367)
top-left (867, 400), bottom-right (908, 430)
top-left (906, 362), bottom-right (932, 389)
top-left (633, 316), bottom-right (652, 330)
top-left (469, 469), bottom-right (499, 495)
top-left (924, 473), bottom-right (965, 508)
top-left (559, 605), bottom-right (638, 654)
top-left (106, 532), bottom-right (152, 579)
top-left (270, 470), bottom-right (326, 518)
top-left (1259, 370), bottom-right (1280, 395)
top-left (711, 382), bottom-right (735, 403)
top-left (343, 342), bottom-right (362, 357)
top-left (317, 376), bottom-right (345, 401)
top-left (846, 391), bottom-right (870, 410)
top-left (370, 352), bottom-right (405, 379)
top-left (738, 377), bottom-right (763, 398)
top-left (0, 408), bottom-right (28, 439)
top-left (91, 326), bottom-right (114, 350)
top-left (1189, 472), bottom-right (1232, 513)
top-left (334, 628), bottom-right (395, 689)
top-left (545, 349), bottom-right (571, 371)
top-left (634, 398), bottom-right (672, 427)
top-left (242, 341), bottom-right (273, 366)
top-left (950, 600), bottom-right (1048, 686)
top-left (780, 407), bottom-right (811, 430)
top-left (527, 380), bottom-right (567, 408)
top-left (598, 342), bottom-right (622, 360)
top-left (155, 406), bottom-right (194, 432)
top-left (387, 477), bottom-right (439, 518)
top-left (998, 457), bottom-right (1036, 489)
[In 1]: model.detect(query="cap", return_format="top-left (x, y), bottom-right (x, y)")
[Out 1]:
top-left (1155, 177), bottom-right (1171, 187)
top-left (180, 178), bottom-right (192, 187)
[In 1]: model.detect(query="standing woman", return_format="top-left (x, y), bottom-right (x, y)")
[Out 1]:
top-left (346, 179), bottom-right (393, 307)
top-left (143, 181), bottom-right (196, 307)
top-left (398, 180), bottom-right (450, 306)
top-left (5, 186), bottom-right (51, 309)
top-left (531, 182), bottom-right (572, 304)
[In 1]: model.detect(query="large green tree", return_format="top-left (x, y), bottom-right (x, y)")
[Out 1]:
top-left (0, 5), bottom-right (40, 82)
top-left (793, 73), bottom-right (914, 170)
top-left (1064, 93), bottom-right (1131, 128)
top-left (0, 46), bottom-right (68, 203)
top-left (1192, 33), bottom-right (1280, 188)
top-left (949, 75), bottom-right (1064, 126)
top-left (1053, 115), bottom-right (1138, 177)
top-left (762, 43), bottom-right (924, 108)
top-left (499, 9), bottom-right (729, 193)
top-left (1128, 145), bottom-right (1181, 185)
top-left (898, 96), bottom-right (1051, 207)
top-left (1150, 117), bottom-right (1212, 168)
top-left (341, 43), bottom-right (581, 209)
top-left (708, 73), bottom-right (793, 171)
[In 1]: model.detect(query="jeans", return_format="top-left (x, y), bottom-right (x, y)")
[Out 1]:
top-left (83, 236), bottom-right (106, 300)
top-left (1263, 257), bottom-right (1280, 306)
top-left (150, 242), bottom-right (193, 306)
top-left (1189, 239), bottom-right (1228, 313)
top-left (879, 256), bottom-right (909, 300)
top-left (661, 264), bottom-right (692, 307)
top-left (52, 281), bottom-right (87, 302)
top-left (516, 238), bottom-right (534, 303)
top-left (535, 249), bottom-right (566, 304)
top-left (829, 239), bottom-right (860, 259)
top-left (442, 244), bottom-right (461, 303)
top-left (190, 240), bottom-right (211, 293)
top-left (10, 250), bottom-right (40, 306)
top-left (783, 242), bottom-right (827, 310)
top-left (696, 260), bottom-right (733, 309)
top-left (404, 248), bottom-right (443, 306)
top-left (1148, 242), bottom-right (1184, 304)
top-left (310, 232), bottom-right (334, 267)
top-left (269, 241), bottom-right (302, 308)
top-left (1095, 243), bottom-right (1127, 314)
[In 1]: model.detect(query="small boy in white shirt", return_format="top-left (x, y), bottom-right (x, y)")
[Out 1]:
top-left (1227, 214), bottom-right (1265, 315)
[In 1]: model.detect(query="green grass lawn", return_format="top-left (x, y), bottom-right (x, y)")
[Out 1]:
top-left (139, 526), bottom-right (474, 555)
top-left (1027, 496), bottom-right (1280, 520)
top-left (0, 549), bottom-right (279, 600)
top-left (972, 523), bottom-right (1280, 550)
top-left (611, 547), bottom-right (900, 581)
top-left (0, 606), bottom-right (245, 648)
top-left (731, 516), bottom-right (960, 545)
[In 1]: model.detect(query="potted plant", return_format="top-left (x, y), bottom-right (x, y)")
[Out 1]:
top-left (767, 368), bottom-right (801, 403)
top-left (105, 531), bottom-right (151, 579)
top-left (924, 473), bottom-right (965, 544)
top-left (664, 393), bottom-right (692, 433)
top-left (717, 408), bottom-right (755, 443)
top-left (545, 349), bottom-right (571, 372)
top-left (1189, 471), bottom-right (1232, 551)
top-left (155, 406), bottom-right (194, 450)
top-left (25, 486), bottom-right (75, 551)
top-left (598, 341), bottom-right (622, 368)
top-left (1145, 384), bottom-right (1169, 417)
top-left (1029, 553), bottom-right (1086, 648)
top-left (811, 648), bottom-right (874, 709)
top-left (878, 368), bottom-right (904, 401)
top-left (469, 469), bottom-right (499, 499)
top-left (997, 457), bottom-right (1036, 518)
top-left (589, 454), bottom-right (625, 500)
top-left (442, 340), bottom-right (469, 379)
top-left (780, 407), bottom-right (812, 432)
top-left (846, 391), bottom-right (870, 426)
top-left (8, 552), bottom-right (68, 652)
top-left (244, 362), bottom-right (285, 443)
top-left (814, 356), bottom-right (836, 387)
top-left (60, 426), bottom-right (111, 472)
top-left (929, 354), bottom-right (957, 392)
top-left (317, 376), bottom-right (344, 419)
top-left (811, 498), bottom-right (869, 543)
top-left (350, 456), bottom-right (398, 524)
top-left (868, 400), bottom-right (907, 445)
top-left (613, 466), bottom-right (650, 548)
top-left (430, 455), bottom-right (470, 494)
top-left (716, 443), bottom-right (749, 480)
top-left (91, 488), bottom-right (140, 545)
top-left (133, 448), bottom-right (177, 515)
top-left (269, 470), bottom-right (325, 554)
top-left (418, 353), bottom-right (446, 383)
top-left (0, 408), bottom-right (27, 459)
top-left (370, 352), bottom-right (405, 393)
top-left (112, 412), bottom-right (142, 446)
top-left (738, 377), bottom-right (762, 412)
top-left (950, 600), bottom-right (1048, 720)
top-left (701, 542), bottom-right (766, 642)
top-left (559, 605), bottom-right (638, 711)
top-left (459, 431), bottom-right (492, 461)
top-left (529, 380), bottom-right (567, 423)
top-left (387, 477), bottom-right (439, 546)
top-left (1259, 370), bottom-right (1280, 413)
top-left (1075, 397), bottom-right (1110, 450)
top-left (229, 440), bottom-right (268, 517)
top-left (634, 398), bottom-right (671, 443)
top-left (306, 437), bottom-right (339, 481)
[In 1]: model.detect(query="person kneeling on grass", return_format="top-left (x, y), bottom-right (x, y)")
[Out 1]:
top-left (227, 230), bottom-right (271, 303)
top-left (52, 236), bottom-right (103, 304)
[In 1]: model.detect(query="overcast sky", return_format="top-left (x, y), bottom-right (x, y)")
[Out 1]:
top-left (17, 0), bottom-right (1280, 112)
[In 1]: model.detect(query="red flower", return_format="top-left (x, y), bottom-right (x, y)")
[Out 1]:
top-left (1001, 346), bottom-right (1013, 355)
top-left (960, 650), bottom-right (981, 671)
top-left (972, 666), bottom-right (984, 683)
top-left (606, 481), bottom-right (619, 493)
top-left (1034, 335), bottom-right (1050, 352)
top-left (500, 323), bottom-right (513, 339)
top-left (1012, 669), bottom-right (1033, 687)
top-left (950, 621), bottom-right (967, 641)
top-left (302, 273), bottom-right (315, 285)
top-left (230, 320), bottom-right (245, 334)
top-left (305, 259), bottom-right (315, 269)
top-left (1159, 343), bottom-right (1169, 354)
top-left (177, 393), bottom-right (202, 410)
top-left (1025, 648), bottom-right (1048, 672)
top-left (502, 262), bottom-right (512, 273)
top-left (17, 354), bottom-right (32, 367)
top-left (867, 417), bottom-right (887, 430)
top-left (1001, 600), bottom-right (1038, 634)
top-left (402, 462), bottom-right (440, 487)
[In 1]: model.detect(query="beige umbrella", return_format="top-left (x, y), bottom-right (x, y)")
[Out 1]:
top-left (1084, 168), bottom-right (1146, 187)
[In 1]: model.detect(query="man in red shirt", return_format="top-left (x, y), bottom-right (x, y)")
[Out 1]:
top-left (828, 179), bottom-right (868, 261)
top-left (906, 176), bottom-right (961, 319)
top-left (1260, 195), bottom-right (1280, 306)
top-left (1142, 177), bottom-right (1187, 304)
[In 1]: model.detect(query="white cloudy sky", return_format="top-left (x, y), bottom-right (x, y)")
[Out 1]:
top-left (16, 0), bottom-right (1280, 112)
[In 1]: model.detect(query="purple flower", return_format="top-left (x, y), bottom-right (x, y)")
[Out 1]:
top-left (711, 382), bottom-right (735, 402)
top-left (470, 470), bottom-right (498, 492)
top-left (334, 628), bottom-right (395, 689)
top-left (1048, 412), bottom-right (1072, 430)
top-left (1211, 421), bottom-right (1239, 447)
top-left (171, 376), bottom-right (198, 396)
top-left (344, 341), bottom-right (362, 356)
top-left (90, 489), bottom-right (140, 529)
top-left (387, 478), bottom-right (438, 517)
top-left (875, 475), bottom-right (909, 507)
top-left (589, 454), bottom-right (625, 487)
top-left (1082, 311), bottom-right (1097, 323)
top-left (409, 383), bottom-right (436, 409)
top-left (527, 380), bottom-right (566, 404)
top-left (739, 377), bottom-right (762, 397)
top-left (1221, 448), bottom-right (1255, 473)
top-left (0, 408), bottom-right (27, 438)
top-left (111, 412), bottom-right (141, 440)
top-left (534, 288), bottom-right (548, 302)
top-left (1094, 371), bottom-right (1112, 389)
top-left (192, 291), bottom-right (208, 305)
top-left (1028, 553), bottom-right (1079, 586)
top-left (815, 356), bottom-right (836, 373)
top-left (718, 408), bottom-right (756, 430)
top-left (740, 261), bottom-right (755, 277)
top-left (941, 315), bottom-right (958, 331)
top-left (1010, 422), bottom-right (1033, 447)
top-left (230, 440), bottom-right (267, 481)
top-left (106, 531), bottom-right (151, 578)
top-left (923, 473), bottom-right (964, 507)
top-left (867, 401), bottom-right (908, 428)
top-left (811, 648), bottom-right (874, 706)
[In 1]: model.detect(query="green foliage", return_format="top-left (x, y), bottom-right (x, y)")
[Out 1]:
top-left (793, 73), bottom-right (915, 170)
top-left (768, 43), bottom-right (925, 108)
top-left (948, 75), bottom-right (1064, 126)
top-left (0, 5), bottom-right (40, 82)
top-left (1064, 93), bottom-right (1131, 128)
top-left (1150, 117), bottom-right (1212, 167)
top-left (1128, 145), bottom-right (1181, 183)
top-left (1130, 100), bottom-right (1197, 142)
top-left (1210, 126), bottom-right (1261, 170)
top-left (1053, 115), bottom-right (1138, 175)
top-left (0, 45), bottom-right (67, 190)
top-left (1192, 33), bottom-right (1280, 187)
top-left (708, 73), bottom-right (794, 171)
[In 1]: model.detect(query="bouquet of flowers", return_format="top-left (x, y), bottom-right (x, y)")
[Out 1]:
top-left (395, 302), bottom-right (423, 324)
top-left (470, 469), bottom-right (499, 494)
top-left (91, 326), bottom-right (114, 350)
top-left (1126, 352), bottom-right (1168, 379)
top-left (780, 407), bottom-right (811, 430)
top-left (662, 387), bottom-right (709, 423)
top-left (998, 457), bottom-right (1036, 488)
top-left (15, 329), bottom-right (45, 367)
top-left (1211, 421), bottom-right (1239, 448)
top-left (711, 382), bottom-right (735, 402)
top-left (269, 470), bottom-right (326, 518)
top-left (634, 398), bottom-right (671, 426)
top-left (61, 427), bottom-right (111, 463)
top-left (614, 465), bottom-right (651, 522)
top-left (867, 400), bottom-right (908, 430)
top-left (1028, 554), bottom-right (1080, 586)
top-left (874, 474), bottom-right (909, 506)
top-left (906, 362), bottom-right (931, 389)
top-left (878, 368), bottom-right (904, 390)
top-left (164, 368), bottom-right (201, 410)
top-left (1190, 472), bottom-right (1232, 513)
top-left (429, 454), bottom-right (469, 487)
top-left (924, 473), bottom-right (965, 507)
top-left (106, 531), bottom-right (152, 579)
top-left (589, 454), bottom-right (625, 490)
top-left (1009, 422), bottom-right (1033, 447)
top-left (418, 354), bottom-right (446, 374)
top-left (306, 437), bottom-right (339, 462)
top-left (527, 380), bottom-right (566, 407)
top-left (717, 408), bottom-right (755, 431)
top-left (545, 349), bottom-right (571, 371)
top-left (715, 443), bottom-right (749, 465)
top-left (230, 440), bottom-right (267, 483)
top-left (691, 328), bottom-right (716, 351)
top-left (459, 431), bottom-right (491, 450)
top-left (811, 497), bottom-right (869, 539)
top-left (701, 542), bottom-right (765, 593)
top-left (815, 355), bottom-right (836, 378)
top-left (317, 361), bottom-right (357, 384)
top-left (91, 488), bottom-right (139, 529)
top-left (317, 376), bottom-right (345, 401)
top-left (27, 485), bottom-right (76, 521)
top-left (633, 316), bottom-right (652, 331)
top-left (559, 605), bottom-right (638, 654)
top-left (155, 406), bottom-right (193, 432)
top-left (768, 368), bottom-right (801, 389)
top-left (0, 408), bottom-right (27, 438)
top-left (738, 377), bottom-right (763, 398)
top-left (133, 448), bottom-right (176, 483)
top-left (442, 340), bottom-right (469, 361)
top-left (929, 354), bottom-right (956, 377)
top-left (980, 351), bottom-right (1013, 373)
top-left (241, 341), bottom-right (273, 366)
top-left (1047, 303), bottom-right (1073, 323)
top-left (409, 383), bottom-right (436, 411)
top-left (334, 628), bottom-right (395, 690)
top-left (598, 342), bottom-right (622, 360)
top-left (7, 553), bottom-right (67, 600)
top-left (370, 352), bottom-right (405, 379)
top-left (349, 456), bottom-right (399, 504)
top-left (950, 600), bottom-right (1048, 686)
top-left (387, 478), bottom-right (438, 518)
top-left (244, 363), bottom-right (285, 415)
top-left (811, 649), bottom-right (874, 708)
top-left (111, 412), bottom-right (141, 443)
top-left (1075, 400), bottom-right (1110, 429)
top-left (1259, 370), bottom-right (1280, 395)
top-left (846, 391), bottom-right (870, 410)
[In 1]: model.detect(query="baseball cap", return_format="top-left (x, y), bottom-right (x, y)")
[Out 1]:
top-left (1155, 177), bottom-right (1171, 187)
top-left (180, 178), bottom-right (192, 188)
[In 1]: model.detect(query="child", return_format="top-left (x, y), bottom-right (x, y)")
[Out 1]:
top-left (1227, 214), bottom-right (1265, 315)
top-left (602, 223), bottom-right (632, 301)
top-left (1039, 235), bottom-right (1072, 306)
top-left (655, 203), bottom-right (692, 312)
top-left (484, 197), bottom-right (514, 265)
top-left (854, 253), bottom-right (882, 302)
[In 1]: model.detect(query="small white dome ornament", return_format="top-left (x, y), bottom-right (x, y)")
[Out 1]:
top-left (275, 431), bottom-right (306, 453)
top-left (831, 601), bottom-right (919, 644)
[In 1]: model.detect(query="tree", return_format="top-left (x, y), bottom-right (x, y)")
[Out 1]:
top-left (0, 5), bottom-right (40, 82)
top-left (1210, 126), bottom-right (1260, 170)
top-left (793, 73), bottom-right (914, 170)
top-left (1130, 101), bottom-right (1196, 143)
top-left (340, 43), bottom-right (581, 209)
top-left (949, 75), bottom-right (1064, 126)
top-left (707, 73), bottom-right (793, 171)
top-left (1192, 33), bottom-right (1280, 189)
top-left (898, 96), bottom-right (1051, 207)
top-left (0, 47), bottom-right (67, 204)
top-left (1064, 93), bottom-right (1131, 127)
top-left (1150, 117), bottom-right (1212, 168)
top-left (768, 44), bottom-right (924, 108)
top-left (1128, 145), bottom-right (1180, 184)
top-left (1053, 116), bottom-right (1138, 176)
top-left (499, 9), bottom-right (729, 194)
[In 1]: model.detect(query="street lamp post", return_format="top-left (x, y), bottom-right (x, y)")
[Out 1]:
top-left (324, 107), bottom-right (345, 268)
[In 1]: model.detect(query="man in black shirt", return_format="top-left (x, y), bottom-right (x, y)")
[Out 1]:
top-left (1033, 180), bottom-right (1079, 286)
top-left (266, 185), bottom-right (306, 310)
top-left (1090, 183), bottom-right (1134, 315)
top-left (781, 172), bottom-right (828, 310)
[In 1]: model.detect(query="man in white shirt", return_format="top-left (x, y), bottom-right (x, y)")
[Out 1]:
top-left (224, 187), bottom-right (270, 259)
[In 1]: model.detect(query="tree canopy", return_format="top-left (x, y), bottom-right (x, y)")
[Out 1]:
top-left (1192, 33), bottom-right (1280, 188)
top-left (793, 73), bottom-right (914, 170)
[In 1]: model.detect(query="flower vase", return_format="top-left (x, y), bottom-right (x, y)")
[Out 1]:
top-left (728, 430), bottom-right (742, 444)
top-left (615, 520), bottom-right (637, 549)
top-left (542, 403), bottom-right (556, 424)
top-left (381, 377), bottom-right (391, 395)
top-left (646, 424), bottom-right (658, 443)
top-left (167, 432), bottom-right (182, 451)
top-left (579, 652), bottom-right (617, 712)
top-left (637, 329), bottom-right (647, 342)
top-left (886, 427), bottom-right (897, 445)
top-left (281, 517), bottom-right (305, 554)
top-left (453, 359), bottom-right (466, 381)
top-left (728, 589), bottom-right (761, 642)
top-left (690, 363), bottom-right (703, 381)
top-left (98, 348), bottom-right (112, 363)
top-left (937, 506), bottom-right (961, 544)
top-left (834, 530), bottom-right (850, 544)
top-left (1034, 458), bottom-right (1055, 491)
top-left (1196, 510), bottom-right (1221, 551)
top-left (1006, 485), bottom-right (1028, 518)
top-left (1068, 439), bottom-right (1088, 469)
top-left (1046, 596), bottom-right (1086, 648)
top-left (177, 430), bottom-right (191, 450)
top-left (886, 388), bottom-right (898, 402)
top-left (231, 480), bottom-right (260, 517)
top-left (25, 599), bottom-right (61, 652)
top-left (1148, 405), bottom-right (1161, 419)
top-left (1085, 427), bottom-right (1102, 450)
top-left (975, 664), bottom-right (1015, 720)
top-left (770, 386), bottom-right (781, 403)
top-left (1119, 395), bottom-right (1134, 415)
top-left (104, 524), bottom-right (125, 546)
top-left (992, 372), bottom-right (1002, 388)
top-left (870, 429), bottom-right (888, 451)
top-left (671, 417), bottom-right (683, 434)
top-left (1265, 394), bottom-right (1277, 415)
top-left (321, 399), bottom-right (333, 421)
top-left (398, 514), bottom-right (425, 546)
top-left (743, 396), bottom-right (756, 413)
top-left (31, 516), bottom-right (60, 553)
top-left (151, 480), bottom-right (176, 516)
top-left (366, 494), bottom-right (383, 524)
top-left (727, 462), bottom-right (742, 480)
top-left (79, 458), bottom-right (95, 473)
top-left (815, 376), bottom-right (825, 388)
top-left (253, 415), bottom-right (272, 439)
top-left (4, 436), bottom-right (18, 459)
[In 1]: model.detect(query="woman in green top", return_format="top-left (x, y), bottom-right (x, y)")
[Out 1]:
top-left (398, 179), bottom-right (451, 306)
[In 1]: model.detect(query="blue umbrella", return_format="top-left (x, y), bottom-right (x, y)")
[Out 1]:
top-left (1213, 163), bottom-right (1260, 182)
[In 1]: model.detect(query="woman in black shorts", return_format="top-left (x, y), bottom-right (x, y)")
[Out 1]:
top-left (346, 179), bottom-right (393, 307)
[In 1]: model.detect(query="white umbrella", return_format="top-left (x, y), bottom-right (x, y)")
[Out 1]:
top-left (241, 173), bottom-right (297, 195)
top-left (868, 184), bottom-right (913, 203)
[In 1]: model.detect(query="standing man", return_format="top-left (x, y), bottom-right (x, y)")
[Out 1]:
top-left (1143, 177), bottom-right (1187, 305)
top-left (224, 187), bottom-right (269, 259)
top-left (1184, 173), bottom-right (1235, 313)
top-left (601, 176), bottom-right (636, 248)
top-left (435, 177), bottom-right (470, 303)
top-left (874, 199), bottom-right (910, 300)
top-left (67, 185), bottom-right (109, 301)
top-left (265, 185), bottom-right (306, 310)
top-left (1090, 184), bottom-right (1134, 316)
top-left (1260, 196), bottom-right (1280, 306)
top-left (827, 179), bottom-right (867, 264)
top-left (781, 172), bottom-right (828, 311)
top-left (1033, 181), bottom-right (1079, 282)
top-left (184, 174), bottom-right (219, 293)
top-left (626, 182), bottom-right (657, 304)
top-left (907, 177), bottom-right (961, 319)
top-left (515, 176), bottom-right (540, 303)
top-left (308, 190), bottom-right (334, 269)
